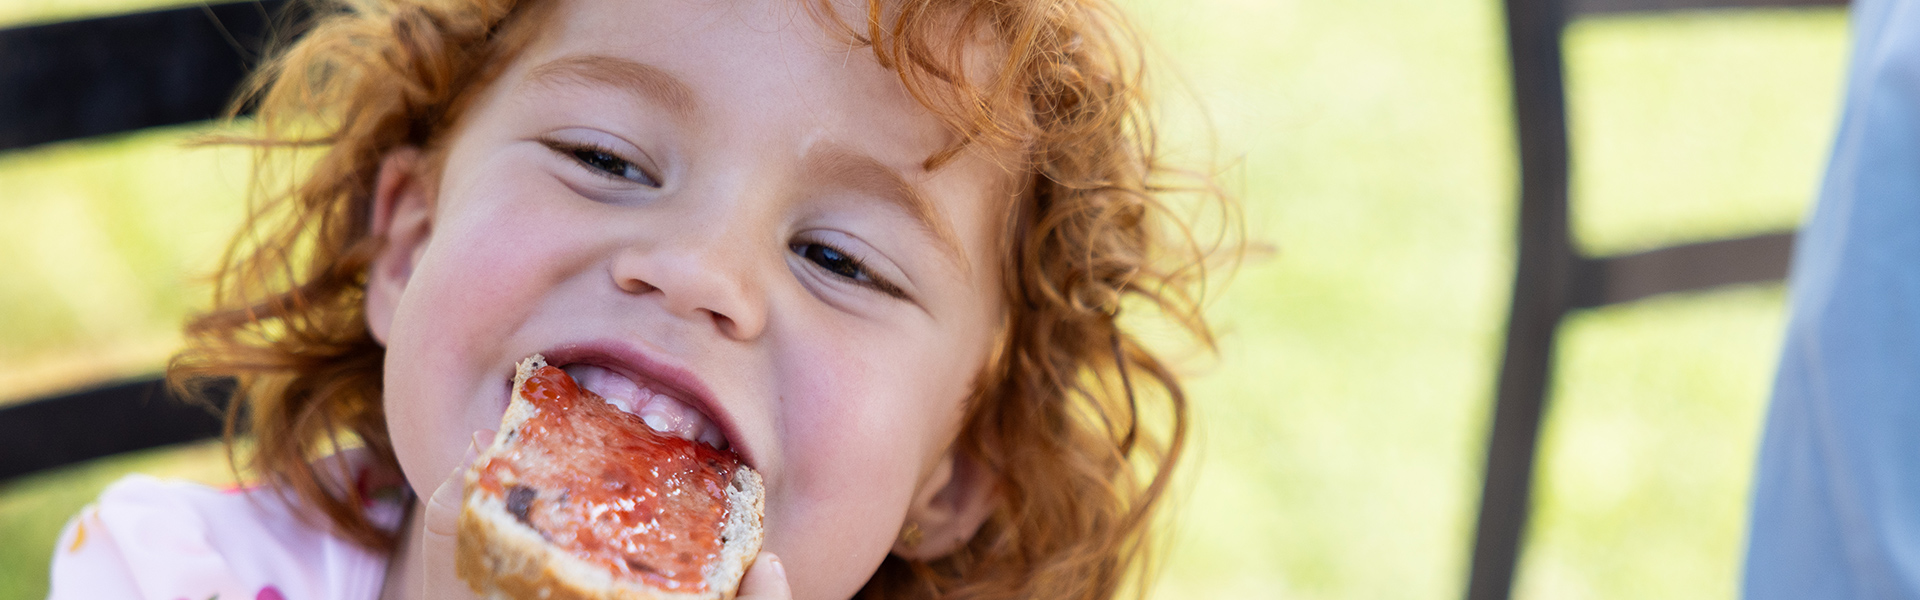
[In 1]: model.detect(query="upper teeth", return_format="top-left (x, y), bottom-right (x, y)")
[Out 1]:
top-left (560, 363), bottom-right (727, 450)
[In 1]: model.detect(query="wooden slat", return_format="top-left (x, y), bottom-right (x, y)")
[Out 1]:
top-left (0, 0), bottom-right (293, 152)
top-left (1571, 0), bottom-right (1845, 16)
top-left (1570, 232), bottom-right (1795, 308)
top-left (0, 376), bottom-right (230, 481)
top-left (1467, 0), bottom-right (1574, 597)
top-left (1470, 0), bottom-right (1817, 597)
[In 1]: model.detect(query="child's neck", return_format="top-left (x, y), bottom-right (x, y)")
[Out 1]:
top-left (378, 500), bottom-right (428, 600)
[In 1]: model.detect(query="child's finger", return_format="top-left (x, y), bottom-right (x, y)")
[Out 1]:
top-left (425, 430), bottom-right (494, 537)
top-left (734, 552), bottom-right (793, 600)
top-left (421, 429), bottom-right (494, 599)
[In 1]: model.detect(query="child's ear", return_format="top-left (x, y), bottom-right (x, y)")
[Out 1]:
top-left (893, 448), bottom-right (997, 560)
top-left (364, 147), bottom-right (434, 346)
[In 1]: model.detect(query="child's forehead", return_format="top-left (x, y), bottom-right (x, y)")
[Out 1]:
top-left (438, 0), bottom-right (1026, 269)
top-left (493, 0), bottom-right (1018, 175)
top-left (521, 4), bottom-right (924, 136)
top-left (526, 2), bottom-right (1003, 110)
top-left (528, 0), bottom-right (916, 70)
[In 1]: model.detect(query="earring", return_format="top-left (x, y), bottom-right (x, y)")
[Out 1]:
top-left (898, 521), bottom-right (924, 548)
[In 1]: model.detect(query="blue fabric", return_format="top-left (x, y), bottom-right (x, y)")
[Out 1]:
top-left (1745, 0), bottom-right (1920, 597)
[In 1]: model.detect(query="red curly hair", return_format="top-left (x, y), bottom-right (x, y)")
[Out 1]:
top-left (171, 0), bottom-right (1230, 598)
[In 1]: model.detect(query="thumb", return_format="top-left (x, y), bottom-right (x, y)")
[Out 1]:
top-left (733, 552), bottom-right (793, 600)
top-left (421, 430), bottom-right (495, 599)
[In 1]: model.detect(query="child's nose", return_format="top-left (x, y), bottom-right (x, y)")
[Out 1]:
top-left (607, 239), bottom-right (768, 341)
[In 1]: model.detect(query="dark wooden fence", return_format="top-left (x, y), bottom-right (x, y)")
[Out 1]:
top-left (1468, 0), bottom-right (1836, 598)
top-left (0, 1), bottom-right (291, 479)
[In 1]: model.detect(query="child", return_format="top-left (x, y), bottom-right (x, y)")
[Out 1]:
top-left (48, 0), bottom-right (1225, 598)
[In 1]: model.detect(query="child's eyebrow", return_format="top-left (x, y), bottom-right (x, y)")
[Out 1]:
top-left (521, 54), bottom-right (968, 276)
top-left (523, 54), bottom-right (699, 120)
top-left (804, 145), bottom-right (969, 276)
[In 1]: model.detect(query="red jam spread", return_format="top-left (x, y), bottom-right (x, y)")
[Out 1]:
top-left (475, 366), bottom-right (739, 592)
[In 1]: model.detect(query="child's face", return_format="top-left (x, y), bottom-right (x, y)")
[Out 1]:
top-left (365, 0), bottom-right (1011, 597)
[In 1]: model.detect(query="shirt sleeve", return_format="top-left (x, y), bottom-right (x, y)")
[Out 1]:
top-left (45, 504), bottom-right (147, 599)
top-left (1743, 0), bottom-right (1920, 597)
top-left (45, 475), bottom-right (394, 600)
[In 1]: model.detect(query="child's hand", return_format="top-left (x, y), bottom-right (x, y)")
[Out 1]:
top-left (735, 552), bottom-right (793, 600)
top-left (420, 430), bottom-right (494, 599)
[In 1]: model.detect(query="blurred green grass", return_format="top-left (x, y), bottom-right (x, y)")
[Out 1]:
top-left (0, 126), bottom-right (252, 402)
top-left (0, 1), bottom-right (1847, 599)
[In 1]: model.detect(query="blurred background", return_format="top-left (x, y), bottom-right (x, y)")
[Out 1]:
top-left (0, 0), bottom-right (1848, 598)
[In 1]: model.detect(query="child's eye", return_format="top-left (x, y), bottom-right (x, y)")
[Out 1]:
top-left (791, 242), bottom-right (908, 299)
top-left (544, 140), bottom-right (661, 187)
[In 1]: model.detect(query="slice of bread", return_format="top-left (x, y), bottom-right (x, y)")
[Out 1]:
top-left (457, 355), bottom-right (764, 600)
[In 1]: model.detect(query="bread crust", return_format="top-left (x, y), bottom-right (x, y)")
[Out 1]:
top-left (457, 355), bottom-right (765, 600)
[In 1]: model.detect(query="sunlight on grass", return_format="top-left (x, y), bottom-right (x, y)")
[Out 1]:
top-left (1132, 0), bottom-right (1512, 596)
top-left (0, 128), bottom-right (253, 404)
top-left (1517, 288), bottom-right (1784, 600)
top-left (1129, 3), bottom-right (1842, 600)
top-left (1567, 11), bottom-right (1846, 255)
top-left (0, 0), bottom-right (207, 27)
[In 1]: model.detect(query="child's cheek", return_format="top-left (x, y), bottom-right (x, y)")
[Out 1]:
top-left (421, 152), bottom-right (611, 344)
top-left (764, 315), bottom-right (971, 584)
top-left (382, 161), bottom-right (601, 488)
top-left (767, 331), bottom-right (925, 592)
top-left (433, 201), bottom-right (569, 321)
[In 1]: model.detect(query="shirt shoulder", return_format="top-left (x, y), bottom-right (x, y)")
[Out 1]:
top-left (47, 454), bottom-right (406, 600)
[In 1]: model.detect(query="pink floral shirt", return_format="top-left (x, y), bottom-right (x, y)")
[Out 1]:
top-left (46, 454), bottom-right (408, 600)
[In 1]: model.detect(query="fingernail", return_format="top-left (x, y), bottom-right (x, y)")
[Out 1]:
top-left (767, 554), bottom-right (786, 580)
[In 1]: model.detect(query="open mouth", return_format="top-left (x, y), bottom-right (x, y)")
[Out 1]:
top-left (558, 362), bottom-right (729, 451)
